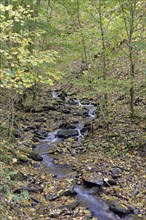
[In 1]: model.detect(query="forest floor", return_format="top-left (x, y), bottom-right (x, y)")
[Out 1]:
top-left (0, 76), bottom-right (145, 220)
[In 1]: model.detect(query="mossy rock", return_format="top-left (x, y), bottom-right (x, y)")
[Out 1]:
top-left (10, 171), bottom-right (28, 181)
top-left (17, 154), bottom-right (28, 162)
top-left (28, 152), bottom-right (43, 161)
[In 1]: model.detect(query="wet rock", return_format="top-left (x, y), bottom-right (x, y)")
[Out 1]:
top-left (62, 109), bottom-right (70, 114)
top-left (66, 98), bottom-right (79, 105)
top-left (80, 98), bottom-right (91, 105)
top-left (84, 122), bottom-right (92, 130)
top-left (34, 118), bottom-right (46, 122)
top-left (75, 109), bottom-right (89, 117)
top-left (52, 120), bottom-right (64, 129)
top-left (58, 92), bottom-right (67, 101)
top-left (45, 178), bottom-right (76, 201)
top-left (28, 152), bottom-right (43, 161)
top-left (34, 130), bottom-right (48, 139)
top-left (18, 154), bottom-right (29, 162)
top-left (56, 129), bottom-right (78, 138)
top-left (108, 200), bottom-right (131, 215)
top-left (80, 126), bottom-right (91, 134)
top-left (24, 125), bottom-right (36, 131)
top-left (32, 136), bottom-right (40, 142)
top-left (83, 112), bottom-right (90, 117)
top-left (59, 123), bottom-right (77, 129)
top-left (31, 162), bottom-right (41, 168)
top-left (83, 172), bottom-right (104, 186)
top-left (88, 186), bottom-right (100, 195)
top-left (53, 138), bottom-right (86, 155)
top-left (124, 214), bottom-right (144, 220)
top-left (42, 105), bottom-right (57, 111)
top-left (31, 144), bottom-right (37, 149)
top-left (48, 146), bottom-right (63, 154)
top-left (53, 99), bottom-right (64, 105)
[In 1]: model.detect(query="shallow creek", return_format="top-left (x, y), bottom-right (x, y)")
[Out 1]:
top-left (36, 91), bottom-right (121, 220)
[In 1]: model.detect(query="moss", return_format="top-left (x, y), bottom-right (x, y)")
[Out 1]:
top-left (0, 154), bottom-right (11, 162)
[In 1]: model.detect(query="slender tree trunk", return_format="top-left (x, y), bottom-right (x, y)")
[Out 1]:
top-left (129, 47), bottom-right (135, 117)
top-left (98, 0), bottom-right (108, 112)
top-left (120, 0), bottom-right (137, 118)
top-left (76, 0), bottom-right (88, 63)
top-left (128, 1), bottom-right (136, 118)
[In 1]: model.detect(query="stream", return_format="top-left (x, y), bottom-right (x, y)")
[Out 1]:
top-left (35, 91), bottom-right (122, 220)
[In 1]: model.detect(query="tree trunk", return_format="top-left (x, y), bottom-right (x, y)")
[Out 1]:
top-left (98, 0), bottom-right (108, 112)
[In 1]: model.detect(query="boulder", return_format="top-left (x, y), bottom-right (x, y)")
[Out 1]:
top-left (28, 152), bottom-right (43, 161)
top-left (108, 200), bottom-right (131, 215)
top-left (59, 123), bottom-right (76, 129)
top-left (42, 104), bottom-right (57, 110)
top-left (66, 98), bottom-right (79, 105)
top-left (34, 130), bottom-right (48, 139)
top-left (82, 172), bottom-right (104, 186)
top-left (45, 178), bottom-right (76, 201)
top-left (58, 92), bottom-right (67, 101)
top-left (56, 129), bottom-right (78, 138)
top-left (62, 109), bottom-right (70, 114)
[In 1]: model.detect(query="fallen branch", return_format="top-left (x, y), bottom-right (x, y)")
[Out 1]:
top-left (14, 187), bottom-right (43, 194)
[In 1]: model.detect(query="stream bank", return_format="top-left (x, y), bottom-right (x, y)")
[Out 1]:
top-left (35, 91), bottom-right (120, 220)
top-left (0, 87), bottom-right (145, 220)
top-left (32, 90), bottom-right (144, 220)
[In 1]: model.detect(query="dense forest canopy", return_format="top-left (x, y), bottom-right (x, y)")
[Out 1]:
top-left (0, 0), bottom-right (145, 94)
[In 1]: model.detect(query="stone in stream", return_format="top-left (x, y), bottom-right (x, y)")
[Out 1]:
top-left (34, 130), bottom-right (48, 139)
top-left (124, 214), bottom-right (144, 220)
top-left (82, 172), bottom-right (104, 186)
top-left (28, 152), bottom-right (43, 161)
top-left (75, 109), bottom-right (89, 117)
top-left (75, 185), bottom-right (119, 220)
top-left (59, 123), bottom-right (77, 129)
top-left (66, 98), bottom-right (79, 105)
top-left (45, 178), bottom-right (76, 201)
top-left (56, 129), bottom-right (78, 138)
top-left (32, 136), bottom-right (40, 142)
top-left (88, 186), bottom-right (100, 195)
top-left (58, 92), bottom-right (67, 101)
top-left (108, 200), bottom-right (132, 215)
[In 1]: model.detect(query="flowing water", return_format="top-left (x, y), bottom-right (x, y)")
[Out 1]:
top-left (75, 186), bottom-right (120, 220)
top-left (36, 92), bottom-right (121, 220)
top-left (51, 91), bottom-right (59, 98)
top-left (75, 123), bottom-right (84, 138)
